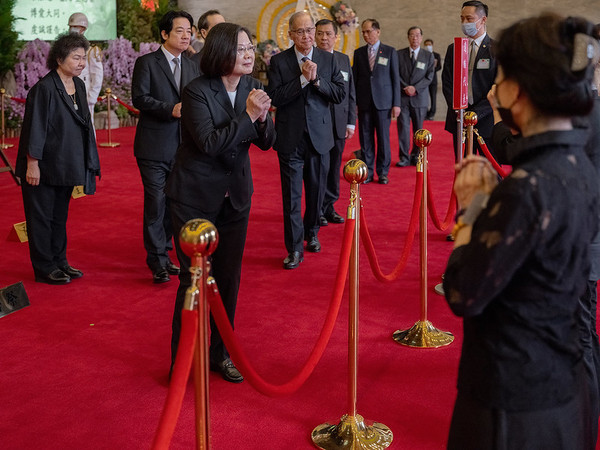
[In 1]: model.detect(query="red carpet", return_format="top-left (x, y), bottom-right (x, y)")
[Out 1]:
top-left (0, 123), bottom-right (593, 449)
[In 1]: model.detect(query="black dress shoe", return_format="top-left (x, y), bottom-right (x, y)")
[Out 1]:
top-left (410, 154), bottom-right (419, 166)
top-left (35, 269), bottom-right (71, 285)
top-left (283, 251), bottom-right (303, 269)
top-left (363, 177), bottom-right (373, 184)
top-left (153, 268), bottom-right (170, 284)
top-left (59, 265), bottom-right (83, 279)
top-left (165, 260), bottom-right (180, 275)
top-left (306, 236), bottom-right (321, 253)
top-left (325, 210), bottom-right (345, 224)
top-left (210, 358), bottom-right (244, 383)
top-left (320, 216), bottom-right (328, 227)
top-left (395, 159), bottom-right (410, 167)
top-left (378, 175), bottom-right (389, 185)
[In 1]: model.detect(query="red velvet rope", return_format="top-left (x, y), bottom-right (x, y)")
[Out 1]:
top-left (360, 171), bottom-right (423, 282)
top-left (152, 309), bottom-right (198, 450)
top-left (95, 94), bottom-right (140, 115)
top-left (9, 96), bottom-right (26, 103)
top-left (206, 217), bottom-right (356, 397)
top-left (478, 136), bottom-right (510, 178)
top-left (426, 171), bottom-right (457, 231)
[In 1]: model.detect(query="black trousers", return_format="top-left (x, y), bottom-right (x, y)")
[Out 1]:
top-left (427, 80), bottom-right (438, 117)
top-left (322, 136), bottom-right (345, 217)
top-left (170, 197), bottom-right (250, 366)
top-left (136, 158), bottom-right (174, 272)
top-left (21, 182), bottom-right (73, 276)
top-left (357, 105), bottom-right (392, 178)
top-left (397, 103), bottom-right (427, 161)
top-left (277, 132), bottom-right (328, 253)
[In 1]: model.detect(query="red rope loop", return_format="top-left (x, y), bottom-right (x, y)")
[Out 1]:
top-left (477, 134), bottom-right (510, 178)
top-left (426, 170), bottom-right (457, 231)
top-left (360, 171), bottom-right (423, 282)
top-left (152, 309), bottom-right (198, 449)
top-left (206, 217), bottom-right (356, 397)
top-left (97, 94), bottom-right (140, 115)
top-left (9, 96), bottom-right (26, 103)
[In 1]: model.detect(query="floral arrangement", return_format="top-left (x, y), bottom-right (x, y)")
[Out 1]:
top-left (329, 1), bottom-right (359, 34)
top-left (13, 39), bottom-right (50, 121)
top-left (257, 39), bottom-right (281, 66)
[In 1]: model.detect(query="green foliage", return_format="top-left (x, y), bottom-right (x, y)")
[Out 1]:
top-left (151, 0), bottom-right (177, 43)
top-left (116, 0), bottom-right (155, 50)
top-left (0, 0), bottom-right (22, 77)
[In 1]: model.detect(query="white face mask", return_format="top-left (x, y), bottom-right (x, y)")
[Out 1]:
top-left (461, 18), bottom-right (482, 38)
top-left (425, 45), bottom-right (433, 52)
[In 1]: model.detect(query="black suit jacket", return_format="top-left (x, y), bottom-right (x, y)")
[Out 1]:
top-left (431, 51), bottom-right (442, 86)
top-left (332, 50), bottom-right (356, 140)
top-left (442, 34), bottom-right (497, 137)
top-left (352, 42), bottom-right (401, 111)
top-left (131, 48), bottom-right (199, 162)
top-left (16, 70), bottom-right (100, 185)
top-left (165, 75), bottom-right (275, 213)
top-left (397, 47), bottom-right (435, 108)
top-left (267, 46), bottom-right (346, 155)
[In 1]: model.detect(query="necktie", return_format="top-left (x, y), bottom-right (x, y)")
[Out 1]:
top-left (301, 56), bottom-right (309, 62)
top-left (173, 57), bottom-right (181, 91)
top-left (411, 50), bottom-right (416, 65)
top-left (369, 46), bottom-right (376, 71)
top-left (468, 41), bottom-right (477, 104)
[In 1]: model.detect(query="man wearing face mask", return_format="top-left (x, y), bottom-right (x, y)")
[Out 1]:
top-left (441, 1), bottom-right (497, 162)
top-left (424, 39), bottom-right (441, 120)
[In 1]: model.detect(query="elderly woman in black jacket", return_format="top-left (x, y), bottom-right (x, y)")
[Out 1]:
top-left (16, 33), bottom-right (100, 285)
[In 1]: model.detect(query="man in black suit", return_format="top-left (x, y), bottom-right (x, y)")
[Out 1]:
top-left (424, 38), bottom-right (442, 120)
top-left (396, 26), bottom-right (435, 167)
top-left (442, 1), bottom-right (497, 161)
top-left (132, 10), bottom-right (200, 283)
top-left (267, 11), bottom-right (346, 269)
top-left (189, 9), bottom-right (225, 74)
top-left (315, 19), bottom-right (356, 226)
top-left (353, 19), bottom-right (401, 185)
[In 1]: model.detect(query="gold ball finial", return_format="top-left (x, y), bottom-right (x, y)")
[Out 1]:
top-left (343, 159), bottom-right (368, 184)
top-left (414, 129), bottom-right (432, 148)
top-left (464, 111), bottom-right (478, 126)
top-left (105, 88), bottom-right (112, 94)
top-left (179, 219), bottom-right (219, 257)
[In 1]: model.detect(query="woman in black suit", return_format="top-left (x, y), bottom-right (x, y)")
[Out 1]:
top-left (166, 22), bottom-right (275, 383)
top-left (16, 33), bottom-right (100, 285)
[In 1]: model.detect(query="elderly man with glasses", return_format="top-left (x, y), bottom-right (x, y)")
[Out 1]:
top-left (267, 11), bottom-right (346, 269)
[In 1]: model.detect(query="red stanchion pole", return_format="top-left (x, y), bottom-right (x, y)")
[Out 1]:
top-left (392, 130), bottom-right (454, 348)
top-left (311, 159), bottom-right (393, 450)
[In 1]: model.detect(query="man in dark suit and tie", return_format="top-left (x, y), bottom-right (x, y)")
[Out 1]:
top-left (396, 26), bottom-right (435, 166)
top-left (442, 1), bottom-right (497, 161)
top-left (315, 19), bottom-right (356, 226)
top-left (189, 9), bottom-right (225, 74)
top-left (132, 10), bottom-right (200, 283)
top-left (352, 19), bottom-right (401, 185)
top-left (267, 11), bottom-right (346, 269)
top-left (424, 38), bottom-right (442, 120)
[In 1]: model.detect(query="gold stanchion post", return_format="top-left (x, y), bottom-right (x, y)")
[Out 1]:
top-left (463, 111), bottom-right (477, 158)
top-left (99, 88), bottom-right (120, 148)
top-left (0, 88), bottom-right (19, 185)
top-left (311, 159), bottom-right (393, 450)
top-left (392, 130), bottom-right (454, 348)
top-left (179, 219), bottom-right (219, 450)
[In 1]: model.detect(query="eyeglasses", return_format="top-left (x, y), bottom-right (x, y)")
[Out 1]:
top-left (237, 45), bottom-right (256, 55)
top-left (291, 27), bottom-right (315, 36)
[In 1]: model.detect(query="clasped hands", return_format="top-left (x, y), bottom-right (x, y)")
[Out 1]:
top-left (301, 59), bottom-right (318, 84)
top-left (453, 155), bottom-right (498, 209)
top-left (246, 88), bottom-right (272, 123)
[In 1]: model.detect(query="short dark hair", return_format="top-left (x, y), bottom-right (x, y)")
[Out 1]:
top-left (496, 13), bottom-right (596, 116)
top-left (424, 38), bottom-right (434, 45)
top-left (362, 19), bottom-right (380, 30)
top-left (158, 10), bottom-right (194, 43)
top-left (47, 32), bottom-right (89, 71)
top-left (315, 18), bottom-right (338, 35)
top-left (407, 26), bottom-right (423, 36)
top-left (201, 22), bottom-right (252, 77)
top-left (462, 1), bottom-right (488, 18)
top-left (197, 9), bottom-right (221, 31)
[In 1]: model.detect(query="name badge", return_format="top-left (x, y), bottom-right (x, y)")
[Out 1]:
top-left (340, 70), bottom-right (349, 82)
top-left (477, 59), bottom-right (490, 69)
top-left (377, 57), bottom-right (388, 66)
top-left (416, 61), bottom-right (425, 70)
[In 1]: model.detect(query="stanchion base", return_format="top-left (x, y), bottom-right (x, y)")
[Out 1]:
top-left (99, 142), bottom-right (120, 148)
top-left (1, 143), bottom-right (14, 149)
top-left (434, 283), bottom-right (445, 296)
top-left (311, 414), bottom-right (393, 449)
top-left (392, 320), bottom-right (454, 348)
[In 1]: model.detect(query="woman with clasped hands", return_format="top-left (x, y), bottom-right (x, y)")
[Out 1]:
top-left (166, 22), bottom-right (275, 383)
top-left (443, 13), bottom-right (600, 449)
top-left (15, 33), bottom-right (100, 285)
